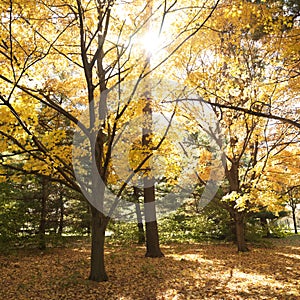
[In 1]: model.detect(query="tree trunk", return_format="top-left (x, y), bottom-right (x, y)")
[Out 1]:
top-left (260, 216), bottom-right (271, 238)
top-left (87, 204), bottom-right (91, 236)
top-left (235, 212), bottom-right (249, 252)
top-left (292, 207), bottom-right (298, 234)
top-left (145, 220), bottom-right (164, 257)
top-left (134, 187), bottom-right (145, 244)
top-left (58, 191), bottom-right (64, 236)
top-left (142, 89), bottom-right (163, 257)
top-left (137, 220), bottom-right (145, 244)
top-left (39, 177), bottom-right (48, 250)
top-left (225, 161), bottom-right (249, 251)
top-left (88, 206), bottom-right (108, 282)
top-left (144, 184), bottom-right (164, 257)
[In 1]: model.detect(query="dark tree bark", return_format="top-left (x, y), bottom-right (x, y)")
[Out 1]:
top-left (234, 212), bottom-right (249, 252)
top-left (87, 129), bottom-right (110, 282)
top-left (134, 187), bottom-right (145, 244)
top-left (226, 161), bottom-right (239, 192)
top-left (287, 190), bottom-right (299, 234)
top-left (88, 206), bottom-right (108, 282)
top-left (137, 217), bottom-right (146, 244)
top-left (225, 161), bottom-right (249, 252)
top-left (291, 206), bottom-right (298, 234)
top-left (260, 216), bottom-right (271, 238)
top-left (144, 184), bottom-right (164, 257)
top-left (142, 95), bottom-right (164, 258)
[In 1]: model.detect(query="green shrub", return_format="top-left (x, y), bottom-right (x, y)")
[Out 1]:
top-left (245, 221), bottom-right (264, 242)
top-left (269, 223), bottom-right (291, 238)
top-left (107, 221), bottom-right (139, 244)
top-left (158, 210), bottom-right (231, 243)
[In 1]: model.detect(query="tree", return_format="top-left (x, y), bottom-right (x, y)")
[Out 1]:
top-left (287, 187), bottom-right (300, 234)
top-left (263, 147), bottom-right (300, 234)
top-left (0, 0), bottom-right (221, 281)
top-left (133, 187), bottom-right (145, 244)
top-left (178, 0), bottom-right (300, 251)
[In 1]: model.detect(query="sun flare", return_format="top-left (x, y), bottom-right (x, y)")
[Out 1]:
top-left (140, 31), bottom-right (162, 55)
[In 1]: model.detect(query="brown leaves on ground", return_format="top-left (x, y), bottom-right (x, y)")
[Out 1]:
top-left (0, 236), bottom-right (299, 300)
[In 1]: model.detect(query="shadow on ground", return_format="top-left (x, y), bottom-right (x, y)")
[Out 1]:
top-left (0, 236), bottom-right (299, 299)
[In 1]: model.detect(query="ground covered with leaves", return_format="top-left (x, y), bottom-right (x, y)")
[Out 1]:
top-left (0, 236), bottom-right (299, 299)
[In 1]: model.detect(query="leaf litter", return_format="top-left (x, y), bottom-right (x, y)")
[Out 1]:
top-left (0, 236), bottom-right (299, 299)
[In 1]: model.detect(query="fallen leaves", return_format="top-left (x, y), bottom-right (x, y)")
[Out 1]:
top-left (0, 237), bottom-right (299, 299)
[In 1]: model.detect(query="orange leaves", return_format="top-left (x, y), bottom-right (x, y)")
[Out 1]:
top-left (0, 239), bottom-right (299, 299)
top-left (40, 129), bottom-right (67, 151)
top-left (196, 148), bottom-right (224, 182)
top-left (263, 147), bottom-right (300, 196)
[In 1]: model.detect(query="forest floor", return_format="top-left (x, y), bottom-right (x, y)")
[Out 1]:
top-left (0, 235), bottom-right (299, 300)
